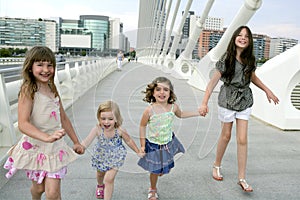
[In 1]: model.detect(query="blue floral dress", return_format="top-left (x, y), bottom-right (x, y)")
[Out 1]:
top-left (91, 127), bottom-right (127, 172)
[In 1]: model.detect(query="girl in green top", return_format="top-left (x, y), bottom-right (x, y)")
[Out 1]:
top-left (138, 77), bottom-right (200, 200)
top-left (199, 26), bottom-right (279, 192)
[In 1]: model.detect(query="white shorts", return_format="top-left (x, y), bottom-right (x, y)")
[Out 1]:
top-left (218, 106), bottom-right (252, 122)
top-left (117, 60), bottom-right (122, 68)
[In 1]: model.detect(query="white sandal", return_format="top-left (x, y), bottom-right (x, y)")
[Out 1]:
top-left (238, 179), bottom-right (253, 192)
top-left (213, 165), bottom-right (223, 181)
top-left (148, 188), bottom-right (158, 200)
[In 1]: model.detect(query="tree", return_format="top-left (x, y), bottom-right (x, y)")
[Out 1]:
top-left (0, 48), bottom-right (12, 57)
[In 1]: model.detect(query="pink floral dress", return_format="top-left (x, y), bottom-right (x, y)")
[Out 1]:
top-left (4, 92), bottom-right (77, 184)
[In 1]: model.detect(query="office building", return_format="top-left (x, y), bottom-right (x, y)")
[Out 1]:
top-left (79, 15), bottom-right (110, 52)
top-left (269, 37), bottom-right (298, 58)
top-left (58, 18), bottom-right (92, 55)
top-left (182, 13), bottom-right (224, 59)
top-left (0, 17), bottom-right (56, 52)
top-left (110, 18), bottom-right (128, 52)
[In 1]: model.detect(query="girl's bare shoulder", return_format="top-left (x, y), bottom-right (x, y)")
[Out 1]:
top-left (117, 127), bottom-right (128, 137)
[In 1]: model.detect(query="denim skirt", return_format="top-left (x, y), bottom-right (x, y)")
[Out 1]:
top-left (138, 134), bottom-right (185, 174)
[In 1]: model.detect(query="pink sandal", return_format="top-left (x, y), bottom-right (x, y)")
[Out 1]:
top-left (96, 184), bottom-right (105, 199)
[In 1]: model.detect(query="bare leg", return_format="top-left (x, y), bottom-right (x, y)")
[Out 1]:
top-left (103, 169), bottom-right (118, 200)
top-left (31, 181), bottom-right (45, 200)
top-left (95, 171), bottom-right (105, 198)
top-left (148, 173), bottom-right (159, 199)
top-left (97, 170), bottom-right (105, 186)
top-left (44, 177), bottom-right (61, 200)
top-left (236, 119), bottom-right (252, 191)
top-left (213, 122), bottom-right (233, 178)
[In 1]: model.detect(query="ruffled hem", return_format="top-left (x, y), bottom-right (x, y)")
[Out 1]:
top-left (7, 142), bottom-right (77, 173)
top-left (91, 151), bottom-right (126, 172)
top-left (26, 167), bottom-right (67, 184)
top-left (138, 136), bottom-right (185, 174)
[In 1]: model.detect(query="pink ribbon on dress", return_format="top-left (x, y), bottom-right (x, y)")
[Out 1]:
top-left (37, 171), bottom-right (47, 184)
top-left (50, 111), bottom-right (58, 121)
top-left (37, 153), bottom-right (46, 166)
top-left (4, 156), bottom-right (18, 179)
top-left (59, 150), bottom-right (67, 162)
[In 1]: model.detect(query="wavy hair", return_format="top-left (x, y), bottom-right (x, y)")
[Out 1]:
top-left (142, 77), bottom-right (177, 104)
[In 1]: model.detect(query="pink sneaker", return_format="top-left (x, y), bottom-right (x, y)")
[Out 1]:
top-left (96, 184), bottom-right (104, 199)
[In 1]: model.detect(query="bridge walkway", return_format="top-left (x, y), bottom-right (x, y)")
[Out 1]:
top-left (1, 62), bottom-right (300, 199)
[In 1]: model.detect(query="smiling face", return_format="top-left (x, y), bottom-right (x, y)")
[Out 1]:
top-left (235, 28), bottom-right (250, 51)
top-left (153, 82), bottom-right (171, 104)
top-left (99, 111), bottom-right (116, 131)
top-left (32, 61), bottom-right (54, 84)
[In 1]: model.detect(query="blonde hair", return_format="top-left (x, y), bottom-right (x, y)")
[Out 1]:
top-left (19, 46), bottom-right (58, 99)
top-left (96, 100), bottom-right (123, 128)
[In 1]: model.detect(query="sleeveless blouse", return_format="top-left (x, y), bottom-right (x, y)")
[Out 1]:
top-left (8, 92), bottom-right (77, 172)
top-left (147, 104), bottom-right (175, 145)
top-left (91, 126), bottom-right (127, 172)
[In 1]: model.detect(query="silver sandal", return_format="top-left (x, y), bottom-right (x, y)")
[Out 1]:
top-left (238, 179), bottom-right (253, 192)
top-left (148, 188), bottom-right (158, 200)
top-left (213, 165), bottom-right (223, 181)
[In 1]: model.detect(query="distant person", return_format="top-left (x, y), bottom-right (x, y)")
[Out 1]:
top-left (81, 100), bottom-right (144, 199)
top-left (116, 50), bottom-right (124, 71)
top-left (3, 46), bottom-right (85, 199)
top-left (138, 77), bottom-right (201, 200)
top-left (199, 26), bottom-right (279, 192)
top-left (130, 50), bottom-right (136, 62)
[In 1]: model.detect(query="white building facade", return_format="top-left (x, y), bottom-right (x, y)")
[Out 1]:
top-left (269, 37), bottom-right (298, 58)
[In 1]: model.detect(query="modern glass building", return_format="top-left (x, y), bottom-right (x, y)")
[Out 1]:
top-left (80, 15), bottom-right (110, 51)
top-left (0, 17), bottom-right (49, 49)
top-left (59, 18), bottom-right (92, 55)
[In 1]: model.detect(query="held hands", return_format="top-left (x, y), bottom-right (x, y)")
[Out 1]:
top-left (73, 143), bottom-right (85, 154)
top-left (199, 104), bottom-right (209, 117)
top-left (46, 129), bottom-right (66, 143)
top-left (137, 147), bottom-right (146, 158)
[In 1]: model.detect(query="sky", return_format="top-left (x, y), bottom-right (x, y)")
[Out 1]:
top-left (1, 0), bottom-right (299, 47)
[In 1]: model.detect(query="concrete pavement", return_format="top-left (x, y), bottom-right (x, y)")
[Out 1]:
top-left (1, 61), bottom-right (300, 199)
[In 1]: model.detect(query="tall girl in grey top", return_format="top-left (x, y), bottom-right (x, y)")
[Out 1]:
top-left (199, 26), bottom-right (279, 192)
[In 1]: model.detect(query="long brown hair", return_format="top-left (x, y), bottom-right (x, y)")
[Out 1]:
top-left (223, 26), bottom-right (256, 82)
top-left (19, 46), bottom-right (59, 99)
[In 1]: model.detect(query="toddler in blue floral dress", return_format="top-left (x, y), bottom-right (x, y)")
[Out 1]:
top-left (81, 100), bottom-right (143, 199)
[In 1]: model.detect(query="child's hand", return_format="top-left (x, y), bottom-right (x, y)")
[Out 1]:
top-left (73, 143), bottom-right (85, 154)
top-left (199, 105), bottom-right (208, 117)
top-left (137, 151), bottom-right (145, 158)
top-left (266, 90), bottom-right (279, 105)
top-left (137, 147), bottom-right (146, 158)
top-left (47, 129), bottom-right (66, 143)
